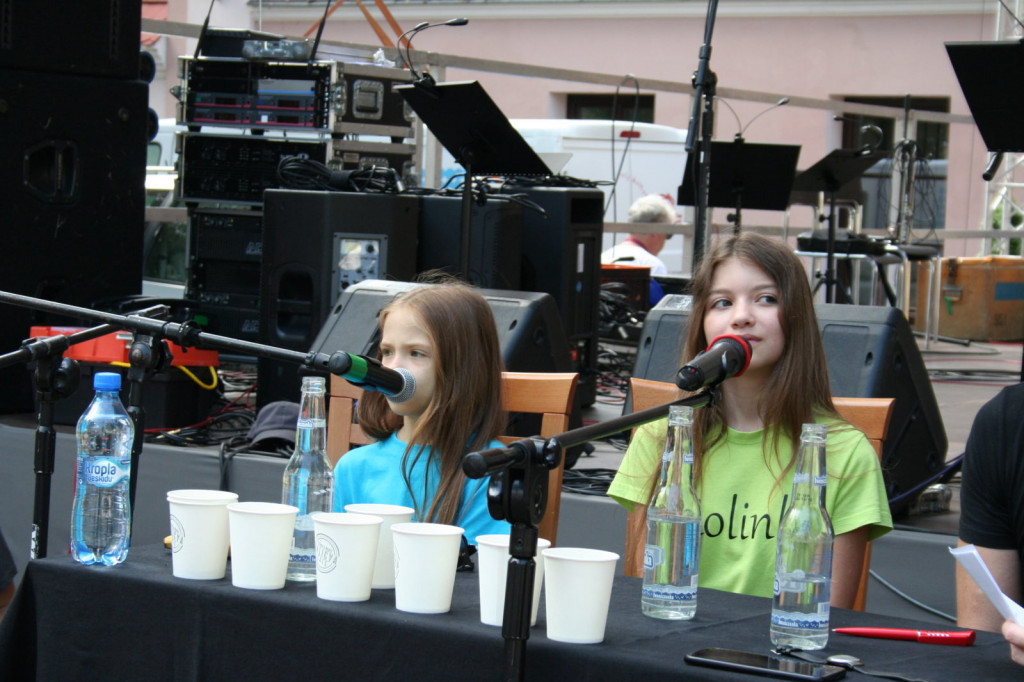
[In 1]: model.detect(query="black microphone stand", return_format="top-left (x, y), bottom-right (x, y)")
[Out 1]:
top-left (463, 388), bottom-right (718, 682)
top-left (0, 305), bottom-right (168, 559)
top-left (681, 0), bottom-right (720, 270)
top-left (0, 291), bottom-right (391, 554)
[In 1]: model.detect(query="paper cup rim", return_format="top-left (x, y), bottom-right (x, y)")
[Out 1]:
top-left (312, 512), bottom-right (383, 526)
top-left (391, 522), bottom-right (465, 537)
top-left (542, 547), bottom-right (620, 563)
top-left (344, 503), bottom-right (415, 517)
top-left (227, 501), bottom-right (298, 515)
top-left (167, 489), bottom-right (239, 504)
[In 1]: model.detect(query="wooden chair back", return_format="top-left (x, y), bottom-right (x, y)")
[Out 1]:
top-left (623, 377), bottom-right (894, 611)
top-left (327, 371), bottom-right (579, 546)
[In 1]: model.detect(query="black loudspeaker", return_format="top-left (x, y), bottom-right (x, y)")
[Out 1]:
top-left (0, 69), bottom-right (149, 412)
top-left (309, 279), bottom-right (572, 374)
top-left (631, 295), bottom-right (695, 387)
top-left (0, 0), bottom-right (142, 79)
top-left (258, 190), bottom-right (420, 405)
top-left (816, 304), bottom-right (948, 515)
top-left (308, 278), bottom-right (585, 465)
top-left (418, 195), bottom-right (523, 290)
top-left (632, 296), bottom-right (948, 514)
top-left (187, 208), bottom-right (263, 349)
top-left (510, 186), bottom-right (604, 407)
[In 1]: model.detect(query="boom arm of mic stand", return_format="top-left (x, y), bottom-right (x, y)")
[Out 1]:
top-left (0, 290), bottom-right (349, 375)
top-left (0, 304), bottom-right (168, 370)
top-left (463, 389), bottom-right (717, 479)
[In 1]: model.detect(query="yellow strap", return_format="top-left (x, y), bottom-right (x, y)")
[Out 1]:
top-left (106, 362), bottom-right (218, 391)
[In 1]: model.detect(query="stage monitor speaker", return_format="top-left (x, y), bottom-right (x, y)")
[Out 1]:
top-left (0, 69), bottom-right (149, 412)
top-left (309, 279), bottom-right (572, 382)
top-left (258, 190), bottom-right (420, 405)
top-left (306, 278), bottom-right (585, 465)
top-left (0, 0), bottom-right (142, 79)
top-left (631, 296), bottom-right (948, 515)
top-left (418, 195), bottom-right (523, 290)
top-left (816, 304), bottom-right (948, 515)
top-left (511, 186), bottom-right (604, 406)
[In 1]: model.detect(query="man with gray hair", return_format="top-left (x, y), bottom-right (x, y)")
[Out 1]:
top-left (601, 194), bottom-right (677, 304)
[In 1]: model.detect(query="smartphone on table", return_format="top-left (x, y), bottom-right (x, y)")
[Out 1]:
top-left (684, 647), bottom-right (846, 681)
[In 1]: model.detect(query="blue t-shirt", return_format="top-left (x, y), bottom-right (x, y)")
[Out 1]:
top-left (332, 432), bottom-right (510, 543)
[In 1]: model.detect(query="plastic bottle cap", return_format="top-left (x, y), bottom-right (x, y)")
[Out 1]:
top-left (94, 371), bottom-right (122, 391)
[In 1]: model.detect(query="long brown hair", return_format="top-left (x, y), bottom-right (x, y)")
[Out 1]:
top-left (356, 283), bottom-right (506, 525)
top-left (685, 233), bottom-right (838, 486)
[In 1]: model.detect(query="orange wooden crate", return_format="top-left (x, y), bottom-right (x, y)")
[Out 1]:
top-left (917, 256), bottom-right (1024, 341)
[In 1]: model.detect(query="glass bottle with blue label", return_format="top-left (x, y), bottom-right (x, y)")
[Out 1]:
top-left (642, 404), bottom-right (701, 619)
top-left (70, 371), bottom-right (134, 566)
top-left (282, 375), bottom-right (334, 581)
top-left (770, 423), bottom-right (834, 650)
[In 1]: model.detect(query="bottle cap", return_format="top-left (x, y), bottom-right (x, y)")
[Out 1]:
top-left (94, 371), bottom-right (122, 391)
top-left (800, 422), bottom-right (827, 442)
top-left (667, 404), bottom-right (693, 425)
top-left (301, 375), bottom-right (326, 392)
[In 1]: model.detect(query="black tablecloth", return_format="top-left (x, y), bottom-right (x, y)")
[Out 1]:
top-left (0, 544), bottom-right (1015, 681)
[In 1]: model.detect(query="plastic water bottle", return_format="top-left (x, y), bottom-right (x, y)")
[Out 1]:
top-left (70, 371), bottom-right (134, 566)
top-left (770, 423), bottom-right (834, 650)
top-left (642, 405), bottom-right (701, 619)
top-left (282, 376), bottom-right (334, 581)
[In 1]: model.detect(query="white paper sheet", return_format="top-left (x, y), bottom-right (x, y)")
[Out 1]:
top-left (950, 544), bottom-right (1024, 624)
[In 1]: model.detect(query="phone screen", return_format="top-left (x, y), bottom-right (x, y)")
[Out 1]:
top-left (685, 648), bottom-right (846, 681)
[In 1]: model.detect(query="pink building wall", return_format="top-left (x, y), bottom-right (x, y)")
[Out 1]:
top-left (151, 2), bottom-right (1004, 257)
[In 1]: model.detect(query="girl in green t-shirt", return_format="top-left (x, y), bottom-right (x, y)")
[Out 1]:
top-left (608, 233), bottom-right (892, 606)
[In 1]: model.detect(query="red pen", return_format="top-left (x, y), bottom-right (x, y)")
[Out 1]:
top-left (833, 627), bottom-right (976, 646)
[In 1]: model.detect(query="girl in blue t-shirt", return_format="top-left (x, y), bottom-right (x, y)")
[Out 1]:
top-left (332, 282), bottom-right (509, 542)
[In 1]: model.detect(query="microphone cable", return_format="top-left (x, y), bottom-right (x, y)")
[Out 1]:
top-left (561, 468), bottom-right (619, 496)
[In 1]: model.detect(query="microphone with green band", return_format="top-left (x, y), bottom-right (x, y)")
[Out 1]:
top-left (327, 352), bottom-right (417, 403)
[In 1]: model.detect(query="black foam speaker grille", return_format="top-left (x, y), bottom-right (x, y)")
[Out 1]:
top-left (0, 69), bottom-right (148, 412)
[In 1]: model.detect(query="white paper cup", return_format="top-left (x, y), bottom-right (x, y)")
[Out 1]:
top-left (166, 489), bottom-right (238, 580)
top-left (391, 522), bottom-right (465, 614)
top-left (227, 501), bottom-right (298, 590)
top-left (313, 512), bottom-right (383, 602)
top-left (344, 503), bottom-right (414, 588)
top-left (476, 534), bottom-right (551, 627)
top-left (542, 547), bottom-right (620, 644)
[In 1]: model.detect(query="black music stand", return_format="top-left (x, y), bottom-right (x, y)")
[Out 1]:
top-left (946, 40), bottom-right (1024, 154)
top-left (679, 140), bottom-right (801, 233)
top-left (396, 80), bottom-right (552, 279)
top-left (792, 149), bottom-right (884, 304)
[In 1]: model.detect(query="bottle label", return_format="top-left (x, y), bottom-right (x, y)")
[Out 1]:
top-left (643, 545), bottom-right (664, 570)
top-left (297, 417), bottom-right (326, 430)
top-left (642, 584), bottom-right (697, 602)
top-left (793, 472), bottom-right (810, 484)
top-left (82, 458), bottom-right (128, 487)
top-left (770, 609), bottom-right (829, 629)
top-left (813, 474), bottom-right (827, 487)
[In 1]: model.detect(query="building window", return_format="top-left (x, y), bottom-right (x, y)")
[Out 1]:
top-left (566, 94), bottom-right (654, 123)
top-left (839, 96), bottom-right (949, 234)
top-left (839, 96), bottom-right (949, 160)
